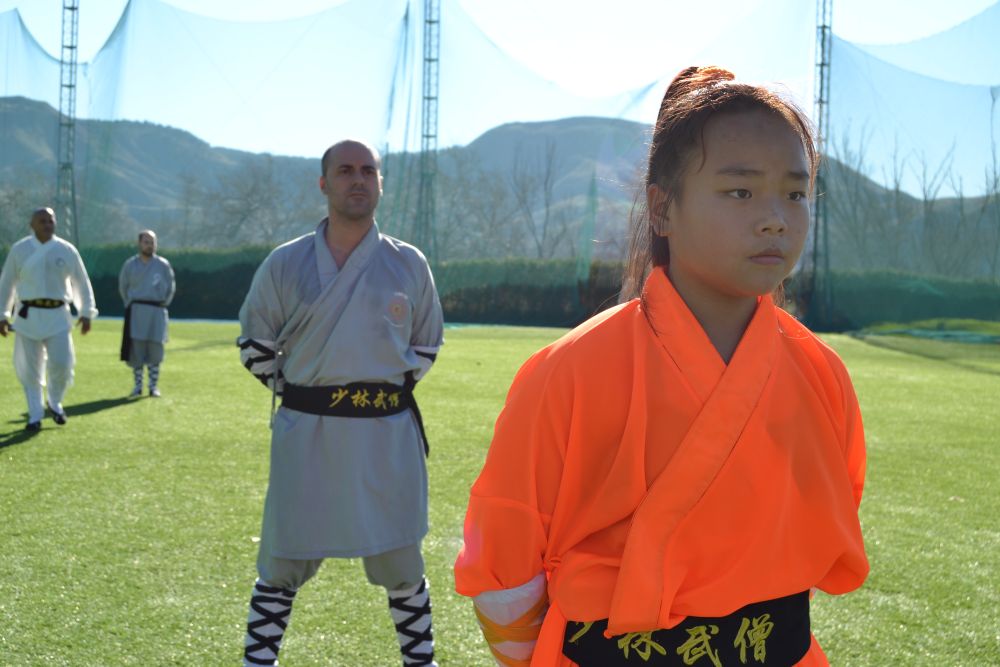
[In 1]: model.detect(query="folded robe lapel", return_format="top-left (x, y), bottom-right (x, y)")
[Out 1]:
top-left (608, 280), bottom-right (780, 636)
top-left (21, 237), bottom-right (55, 280)
top-left (275, 222), bottom-right (380, 351)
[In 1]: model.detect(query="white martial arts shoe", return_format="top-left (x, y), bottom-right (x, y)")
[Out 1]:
top-left (149, 387), bottom-right (161, 398)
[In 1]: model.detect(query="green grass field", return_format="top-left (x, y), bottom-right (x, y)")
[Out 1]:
top-left (1, 321), bottom-right (998, 666)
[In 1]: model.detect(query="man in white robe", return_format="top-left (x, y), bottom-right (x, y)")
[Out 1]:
top-left (0, 207), bottom-right (98, 430)
top-left (119, 230), bottom-right (175, 397)
top-left (237, 140), bottom-right (444, 667)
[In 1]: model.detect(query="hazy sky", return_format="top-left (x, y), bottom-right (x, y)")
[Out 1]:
top-left (2, 0), bottom-right (995, 84)
top-left (0, 0), bottom-right (996, 64)
top-left (0, 0), bottom-right (996, 161)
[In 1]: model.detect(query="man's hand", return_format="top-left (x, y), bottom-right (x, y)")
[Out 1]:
top-left (77, 317), bottom-right (91, 335)
top-left (0, 319), bottom-right (8, 337)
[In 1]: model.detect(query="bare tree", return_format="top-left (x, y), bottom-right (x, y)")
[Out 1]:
top-left (177, 173), bottom-right (206, 248)
top-left (508, 140), bottom-right (576, 259)
top-left (979, 154), bottom-right (1000, 283)
top-left (915, 145), bottom-right (955, 275)
top-left (880, 140), bottom-right (913, 271)
top-left (206, 156), bottom-right (318, 246)
top-left (827, 129), bottom-right (880, 270)
top-left (0, 182), bottom-right (48, 247)
top-left (942, 172), bottom-right (989, 279)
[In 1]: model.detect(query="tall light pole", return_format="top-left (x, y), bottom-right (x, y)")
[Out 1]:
top-left (810, 0), bottom-right (833, 326)
top-left (56, 0), bottom-right (81, 246)
top-left (414, 0), bottom-right (440, 259)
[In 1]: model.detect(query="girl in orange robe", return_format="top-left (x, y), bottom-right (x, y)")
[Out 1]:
top-left (454, 66), bottom-right (868, 667)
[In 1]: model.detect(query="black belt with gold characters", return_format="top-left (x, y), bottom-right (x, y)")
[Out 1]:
top-left (281, 373), bottom-right (429, 456)
top-left (562, 591), bottom-right (810, 667)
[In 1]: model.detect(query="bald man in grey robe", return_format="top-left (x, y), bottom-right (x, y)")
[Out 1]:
top-left (237, 140), bottom-right (443, 667)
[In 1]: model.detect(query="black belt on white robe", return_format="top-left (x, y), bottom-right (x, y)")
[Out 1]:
top-left (120, 299), bottom-right (166, 362)
top-left (17, 298), bottom-right (65, 319)
top-left (562, 591), bottom-right (810, 666)
top-left (281, 371), bottom-right (430, 457)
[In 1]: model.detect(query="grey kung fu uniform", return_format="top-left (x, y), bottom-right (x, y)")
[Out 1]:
top-left (119, 255), bottom-right (175, 366)
top-left (239, 220), bottom-right (444, 560)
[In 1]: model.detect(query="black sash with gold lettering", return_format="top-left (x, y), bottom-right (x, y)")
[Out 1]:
top-left (17, 298), bottom-right (65, 319)
top-left (281, 372), bottom-right (430, 456)
top-left (562, 592), bottom-right (810, 667)
top-left (120, 299), bottom-right (166, 361)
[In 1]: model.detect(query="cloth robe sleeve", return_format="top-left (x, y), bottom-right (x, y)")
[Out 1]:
top-left (238, 255), bottom-right (287, 392)
top-left (118, 260), bottom-right (129, 305)
top-left (0, 250), bottom-right (18, 321)
top-left (839, 362), bottom-right (866, 509)
top-left (818, 341), bottom-right (867, 509)
top-left (409, 258), bottom-right (444, 380)
top-left (473, 572), bottom-right (548, 665)
top-left (68, 244), bottom-right (98, 320)
top-left (455, 350), bottom-right (570, 597)
top-left (163, 260), bottom-right (176, 307)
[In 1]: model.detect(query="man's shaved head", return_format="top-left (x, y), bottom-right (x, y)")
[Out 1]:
top-left (30, 207), bottom-right (56, 243)
top-left (321, 140), bottom-right (381, 177)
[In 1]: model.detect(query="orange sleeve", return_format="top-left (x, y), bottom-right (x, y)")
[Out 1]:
top-left (454, 349), bottom-right (572, 597)
top-left (814, 336), bottom-right (867, 510)
top-left (840, 365), bottom-right (867, 509)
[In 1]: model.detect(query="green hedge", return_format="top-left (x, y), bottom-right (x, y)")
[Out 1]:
top-left (85, 252), bottom-right (626, 325)
top-left (91, 264), bottom-right (261, 320)
top-left (789, 271), bottom-right (1000, 331)
top-left (6, 242), bottom-right (999, 328)
top-left (80, 243), bottom-right (271, 280)
top-left (436, 259), bottom-right (623, 326)
top-left (81, 244), bottom-right (269, 319)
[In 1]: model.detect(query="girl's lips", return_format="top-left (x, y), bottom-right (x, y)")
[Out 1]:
top-left (750, 252), bottom-right (784, 265)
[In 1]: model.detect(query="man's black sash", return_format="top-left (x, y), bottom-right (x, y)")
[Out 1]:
top-left (281, 371), bottom-right (430, 456)
top-left (17, 298), bottom-right (65, 319)
top-left (562, 591), bottom-right (810, 666)
top-left (120, 299), bottom-right (166, 362)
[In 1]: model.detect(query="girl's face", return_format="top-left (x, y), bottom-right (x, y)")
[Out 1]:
top-left (651, 109), bottom-right (810, 311)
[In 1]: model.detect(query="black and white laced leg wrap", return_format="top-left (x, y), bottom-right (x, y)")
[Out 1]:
top-left (388, 577), bottom-right (437, 666)
top-left (244, 580), bottom-right (297, 666)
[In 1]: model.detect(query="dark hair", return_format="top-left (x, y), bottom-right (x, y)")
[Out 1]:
top-left (619, 65), bottom-right (818, 302)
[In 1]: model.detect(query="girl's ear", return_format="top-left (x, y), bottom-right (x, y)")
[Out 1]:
top-left (647, 183), bottom-right (671, 236)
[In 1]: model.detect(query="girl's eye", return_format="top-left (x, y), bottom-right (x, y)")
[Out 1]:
top-left (729, 189), bottom-right (752, 199)
top-left (789, 191), bottom-right (807, 201)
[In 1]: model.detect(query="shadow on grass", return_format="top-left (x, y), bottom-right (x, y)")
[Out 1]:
top-left (0, 427), bottom-right (43, 450)
top-left (171, 339), bottom-right (236, 353)
top-left (63, 396), bottom-right (137, 418)
top-left (1, 397), bottom-right (138, 450)
top-left (852, 333), bottom-right (1000, 378)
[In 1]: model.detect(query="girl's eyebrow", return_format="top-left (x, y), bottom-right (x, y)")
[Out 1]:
top-left (715, 166), bottom-right (810, 181)
top-left (716, 166), bottom-right (763, 177)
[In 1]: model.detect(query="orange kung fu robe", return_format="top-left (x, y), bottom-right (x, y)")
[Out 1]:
top-left (454, 268), bottom-right (868, 666)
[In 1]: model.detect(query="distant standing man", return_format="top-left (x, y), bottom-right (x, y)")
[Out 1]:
top-left (119, 230), bottom-right (175, 397)
top-left (0, 207), bottom-right (97, 430)
top-left (237, 140), bottom-right (444, 667)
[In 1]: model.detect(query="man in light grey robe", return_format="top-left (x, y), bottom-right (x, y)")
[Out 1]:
top-left (237, 140), bottom-right (444, 667)
top-left (119, 230), bottom-right (175, 397)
